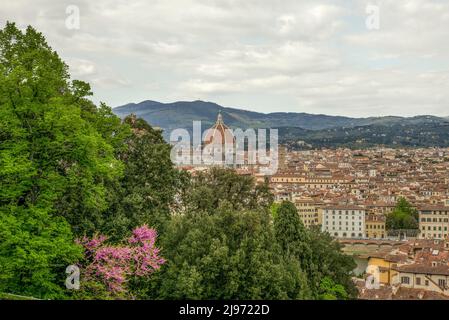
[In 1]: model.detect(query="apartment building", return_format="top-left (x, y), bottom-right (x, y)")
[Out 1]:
top-left (365, 214), bottom-right (386, 239)
top-left (321, 205), bottom-right (366, 239)
top-left (270, 173), bottom-right (306, 184)
top-left (294, 198), bottom-right (323, 228)
top-left (392, 263), bottom-right (449, 296)
top-left (419, 206), bottom-right (449, 240)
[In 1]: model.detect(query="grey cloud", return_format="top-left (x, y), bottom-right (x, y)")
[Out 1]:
top-left (1, 0), bottom-right (449, 117)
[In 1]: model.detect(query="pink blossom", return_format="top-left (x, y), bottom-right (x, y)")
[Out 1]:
top-left (128, 225), bottom-right (157, 244)
top-left (78, 225), bottom-right (165, 294)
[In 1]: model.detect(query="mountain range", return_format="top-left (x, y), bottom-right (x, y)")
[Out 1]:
top-left (113, 100), bottom-right (449, 149)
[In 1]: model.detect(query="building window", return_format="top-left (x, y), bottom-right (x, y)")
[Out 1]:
top-left (425, 280), bottom-right (429, 286)
top-left (416, 277), bottom-right (421, 285)
top-left (438, 279), bottom-right (446, 288)
top-left (401, 277), bottom-right (410, 284)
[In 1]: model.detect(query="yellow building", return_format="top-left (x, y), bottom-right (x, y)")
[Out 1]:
top-left (294, 199), bottom-right (323, 228)
top-left (367, 253), bottom-right (407, 285)
top-left (365, 214), bottom-right (386, 239)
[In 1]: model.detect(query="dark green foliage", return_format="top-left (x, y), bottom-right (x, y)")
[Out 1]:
top-left (150, 207), bottom-right (311, 299)
top-left (101, 114), bottom-right (185, 239)
top-left (182, 167), bottom-right (273, 213)
top-left (138, 170), bottom-right (311, 299)
top-left (139, 173), bottom-right (355, 300)
top-left (274, 201), bottom-right (311, 261)
top-left (281, 121), bottom-right (449, 150)
top-left (274, 202), bottom-right (357, 299)
top-left (307, 226), bottom-right (358, 298)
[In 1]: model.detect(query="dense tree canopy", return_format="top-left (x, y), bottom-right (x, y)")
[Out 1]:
top-left (138, 175), bottom-right (356, 300)
top-left (0, 22), bottom-right (175, 298)
top-left (0, 22), bottom-right (121, 298)
top-left (142, 173), bottom-right (311, 300)
top-left (153, 207), bottom-right (310, 299)
top-left (181, 167), bottom-right (273, 214)
top-left (100, 114), bottom-right (186, 240)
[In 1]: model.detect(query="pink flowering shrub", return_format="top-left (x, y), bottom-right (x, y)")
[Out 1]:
top-left (77, 225), bottom-right (165, 294)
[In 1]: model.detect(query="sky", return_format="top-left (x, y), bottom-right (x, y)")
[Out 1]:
top-left (2, 0), bottom-right (449, 117)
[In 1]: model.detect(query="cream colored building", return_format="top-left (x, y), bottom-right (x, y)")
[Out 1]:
top-left (270, 174), bottom-right (350, 190)
top-left (392, 263), bottom-right (449, 296)
top-left (270, 174), bottom-right (306, 184)
top-left (321, 205), bottom-right (366, 239)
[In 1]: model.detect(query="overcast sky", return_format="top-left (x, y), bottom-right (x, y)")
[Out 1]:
top-left (2, 0), bottom-right (449, 117)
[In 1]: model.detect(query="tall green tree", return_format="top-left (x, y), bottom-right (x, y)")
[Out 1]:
top-left (386, 197), bottom-right (419, 230)
top-left (0, 22), bottom-right (123, 298)
top-left (307, 226), bottom-right (357, 298)
top-left (101, 115), bottom-right (185, 239)
top-left (274, 202), bottom-right (356, 299)
top-left (274, 201), bottom-right (311, 259)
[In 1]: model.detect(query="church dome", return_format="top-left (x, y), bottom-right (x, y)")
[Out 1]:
top-left (204, 111), bottom-right (235, 146)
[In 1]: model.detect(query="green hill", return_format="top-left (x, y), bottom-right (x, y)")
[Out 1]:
top-left (113, 100), bottom-right (449, 148)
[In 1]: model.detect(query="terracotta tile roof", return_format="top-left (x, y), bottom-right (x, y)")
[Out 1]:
top-left (392, 287), bottom-right (449, 300)
top-left (393, 263), bottom-right (449, 276)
